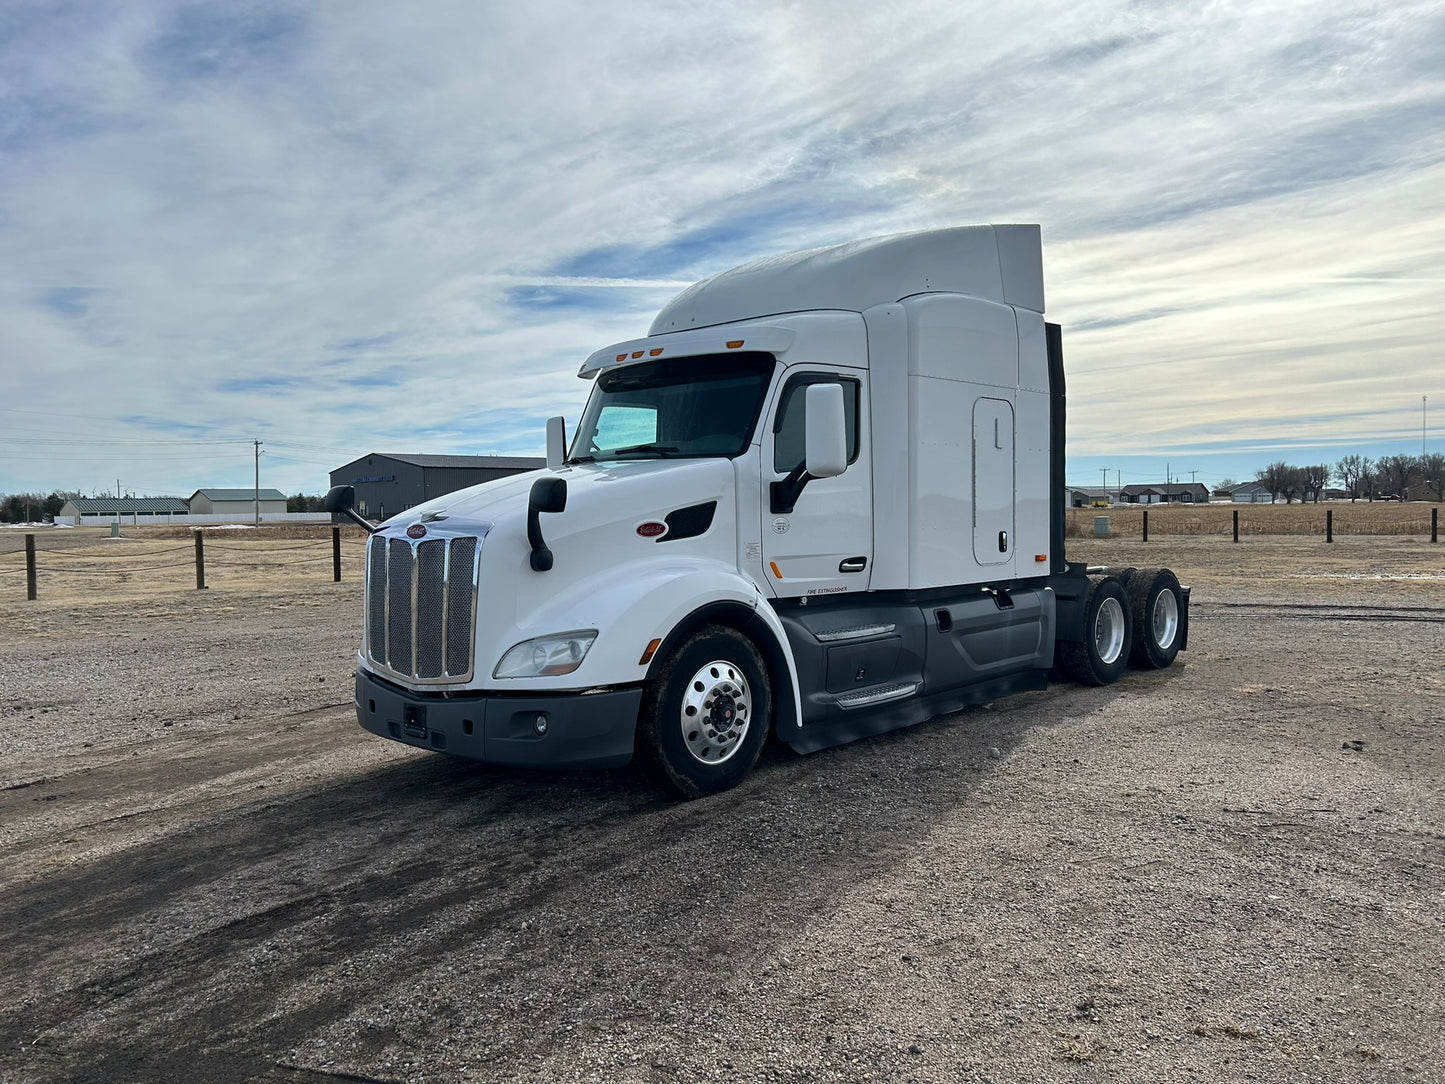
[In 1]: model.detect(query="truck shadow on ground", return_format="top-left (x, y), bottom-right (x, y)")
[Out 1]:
top-left (0, 676), bottom-right (1146, 1082)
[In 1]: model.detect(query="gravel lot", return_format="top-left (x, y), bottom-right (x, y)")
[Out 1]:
top-left (1, 534), bottom-right (1442, 1083)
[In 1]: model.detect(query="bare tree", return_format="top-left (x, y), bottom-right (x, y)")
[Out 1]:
top-left (1281, 466), bottom-right (1308, 504)
top-left (1336, 455), bottom-right (1371, 501)
top-left (1257, 461), bottom-right (1290, 503)
top-left (1376, 454), bottom-right (1421, 500)
top-left (1302, 463), bottom-right (1331, 503)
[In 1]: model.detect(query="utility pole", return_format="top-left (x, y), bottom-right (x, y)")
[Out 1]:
top-left (254, 440), bottom-right (263, 528)
top-left (1425, 396), bottom-right (1429, 457)
top-left (1100, 467), bottom-right (1108, 493)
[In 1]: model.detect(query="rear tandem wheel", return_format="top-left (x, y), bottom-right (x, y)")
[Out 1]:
top-left (1126, 567), bottom-right (1184, 669)
top-left (1056, 576), bottom-right (1133, 686)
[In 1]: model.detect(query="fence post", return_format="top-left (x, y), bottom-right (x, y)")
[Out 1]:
top-left (1232, 509), bottom-right (1239, 543)
top-left (195, 531), bottom-right (206, 590)
top-left (25, 533), bottom-right (37, 601)
top-left (1326, 509), bottom-right (1333, 543)
top-left (1433, 507), bottom-right (1439, 543)
top-left (332, 526), bottom-right (342, 582)
top-left (1142, 508), bottom-right (1149, 542)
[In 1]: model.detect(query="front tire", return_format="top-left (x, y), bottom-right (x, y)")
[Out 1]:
top-left (1057, 576), bottom-right (1132, 686)
top-left (1127, 568), bottom-right (1183, 669)
top-left (639, 624), bottom-right (771, 798)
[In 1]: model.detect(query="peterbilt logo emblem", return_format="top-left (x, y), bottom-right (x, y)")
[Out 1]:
top-left (637, 521), bottom-right (668, 539)
top-left (406, 523), bottom-right (427, 539)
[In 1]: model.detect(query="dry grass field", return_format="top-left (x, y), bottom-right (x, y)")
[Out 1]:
top-left (1065, 500), bottom-right (1441, 537)
top-left (0, 524), bottom-right (372, 619)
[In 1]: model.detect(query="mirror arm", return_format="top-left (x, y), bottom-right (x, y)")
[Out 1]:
top-left (769, 464), bottom-right (813, 516)
top-left (338, 508), bottom-right (377, 534)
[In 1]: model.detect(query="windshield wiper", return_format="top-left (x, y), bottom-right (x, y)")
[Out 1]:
top-left (602, 443), bottom-right (682, 458)
top-left (565, 454), bottom-right (596, 465)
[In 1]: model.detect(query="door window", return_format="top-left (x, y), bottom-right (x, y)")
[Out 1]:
top-left (772, 374), bottom-right (860, 473)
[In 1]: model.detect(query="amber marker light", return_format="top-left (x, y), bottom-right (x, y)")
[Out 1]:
top-left (631, 350), bottom-right (644, 358)
top-left (638, 638), bottom-right (662, 666)
top-left (726, 340), bottom-right (745, 349)
top-left (1035, 554), bottom-right (1048, 562)
top-left (769, 561), bottom-right (782, 579)
top-left (649, 348), bottom-right (664, 356)
top-left (615, 353), bottom-right (627, 362)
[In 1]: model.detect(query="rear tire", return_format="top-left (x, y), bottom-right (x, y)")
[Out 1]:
top-left (1127, 568), bottom-right (1183, 669)
top-left (639, 624), bottom-right (771, 799)
top-left (1057, 576), bottom-right (1132, 686)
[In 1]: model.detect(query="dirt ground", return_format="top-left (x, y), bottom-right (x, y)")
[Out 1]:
top-left (0, 534), bottom-right (1442, 1083)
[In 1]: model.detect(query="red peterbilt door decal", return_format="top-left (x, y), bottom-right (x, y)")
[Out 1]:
top-left (636, 521), bottom-right (668, 539)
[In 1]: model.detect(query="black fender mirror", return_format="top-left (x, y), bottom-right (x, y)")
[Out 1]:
top-left (527, 477), bottom-right (567, 571)
top-left (325, 485), bottom-right (376, 534)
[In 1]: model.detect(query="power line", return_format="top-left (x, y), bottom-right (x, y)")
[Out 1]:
top-left (0, 437), bottom-right (252, 447)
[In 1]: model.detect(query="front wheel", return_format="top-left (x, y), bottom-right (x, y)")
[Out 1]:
top-left (639, 624), bottom-right (771, 798)
top-left (1057, 576), bottom-right (1133, 686)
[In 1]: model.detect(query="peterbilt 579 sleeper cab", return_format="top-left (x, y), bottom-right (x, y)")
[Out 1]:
top-left (328, 225), bottom-right (1188, 797)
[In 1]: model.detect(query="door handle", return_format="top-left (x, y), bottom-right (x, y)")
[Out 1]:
top-left (998, 530), bottom-right (1008, 553)
top-left (839, 556), bottom-right (867, 573)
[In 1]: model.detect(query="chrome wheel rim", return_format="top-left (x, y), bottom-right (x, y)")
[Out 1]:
top-left (1152, 588), bottom-right (1179, 649)
top-left (1095, 596), bottom-right (1126, 665)
top-left (679, 659), bottom-right (751, 765)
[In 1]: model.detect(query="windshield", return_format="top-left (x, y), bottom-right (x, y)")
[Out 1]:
top-left (569, 352), bottom-right (775, 463)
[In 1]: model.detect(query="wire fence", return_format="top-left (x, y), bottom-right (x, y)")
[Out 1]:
top-left (2, 528), bottom-right (371, 602)
top-left (4, 506), bottom-right (1441, 601)
top-left (1064, 503), bottom-right (1441, 540)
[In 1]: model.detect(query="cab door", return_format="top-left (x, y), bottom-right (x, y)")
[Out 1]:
top-left (760, 371), bottom-right (873, 597)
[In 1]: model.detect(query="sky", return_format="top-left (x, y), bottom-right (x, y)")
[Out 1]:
top-left (1, 0), bottom-right (1442, 499)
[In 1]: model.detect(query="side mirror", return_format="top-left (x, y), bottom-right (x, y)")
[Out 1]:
top-left (527, 477), bottom-right (568, 571)
top-left (769, 383), bottom-right (849, 515)
top-left (546, 416), bottom-right (567, 469)
top-left (325, 485), bottom-right (376, 534)
top-left (804, 383), bottom-right (847, 479)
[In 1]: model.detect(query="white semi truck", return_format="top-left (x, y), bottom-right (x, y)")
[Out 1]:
top-left (327, 225), bottom-right (1188, 797)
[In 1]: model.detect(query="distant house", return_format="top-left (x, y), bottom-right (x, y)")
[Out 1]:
top-left (1120, 483), bottom-right (1210, 505)
top-left (59, 496), bottom-right (189, 521)
top-left (329, 453), bottom-right (545, 522)
top-left (188, 489), bottom-right (289, 516)
top-left (1229, 481), bottom-right (1276, 503)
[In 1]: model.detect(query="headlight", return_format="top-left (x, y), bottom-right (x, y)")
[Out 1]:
top-left (494, 630), bottom-right (598, 678)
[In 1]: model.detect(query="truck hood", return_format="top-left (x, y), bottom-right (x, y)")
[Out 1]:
top-left (380, 457), bottom-right (735, 540)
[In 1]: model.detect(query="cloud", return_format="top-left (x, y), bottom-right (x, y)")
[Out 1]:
top-left (0, 0), bottom-right (1441, 496)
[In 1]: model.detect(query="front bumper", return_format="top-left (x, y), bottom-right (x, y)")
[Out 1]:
top-left (355, 668), bottom-right (642, 770)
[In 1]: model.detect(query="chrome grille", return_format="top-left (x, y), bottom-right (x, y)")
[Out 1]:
top-left (364, 531), bottom-right (481, 683)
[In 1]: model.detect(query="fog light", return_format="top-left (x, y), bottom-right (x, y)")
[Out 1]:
top-left (533, 714), bottom-right (549, 736)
